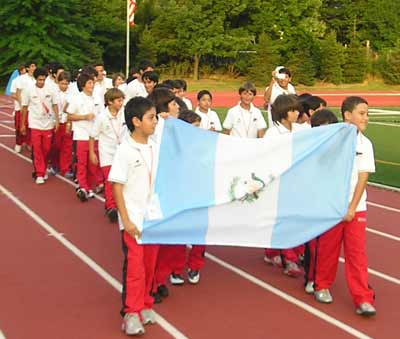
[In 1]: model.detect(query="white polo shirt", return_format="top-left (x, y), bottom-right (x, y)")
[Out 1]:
top-left (45, 77), bottom-right (58, 93)
top-left (125, 79), bottom-right (147, 102)
top-left (195, 107), bottom-right (222, 131)
top-left (21, 84), bottom-right (57, 130)
top-left (17, 73), bottom-right (35, 92)
top-left (67, 92), bottom-right (96, 141)
top-left (264, 122), bottom-right (303, 137)
top-left (108, 135), bottom-right (157, 231)
top-left (94, 78), bottom-right (113, 108)
top-left (54, 89), bottom-right (70, 124)
top-left (223, 103), bottom-right (266, 138)
top-left (183, 97), bottom-right (193, 110)
top-left (90, 107), bottom-right (125, 167)
top-left (10, 77), bottom-right (21, 111)
top-left (266, 82), bottom-right (296, 127)
top-left (350, 132), bottom-right (375, 212)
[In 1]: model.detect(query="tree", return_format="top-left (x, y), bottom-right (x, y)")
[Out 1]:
top-left (342, 41), bottom-right (367, 83)
top-left (319, 32), bottom-right (344, 84)
top-left (0, 0), bottom-right (101, 76)
top-left (379, 42), bottom-right (400, 85)
top-left (135, 26), bottom-right (158, 65)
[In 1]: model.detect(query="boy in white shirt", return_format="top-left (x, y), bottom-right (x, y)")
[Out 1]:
top-left (172, 79), bottom-right (193, 110)
top-left (108, 96), bottom-right (159, 335)
top-left (67, 73), bottom-right (102, 201)
top-left (20, 67), bottom-right (59, 184)
top-left (195, 90), bottom-right (222, 131)
top-left (314, 96), bottom-right (376, 317)
top-left (93, 63), bottom-right (113, 109)
top-left (223, 82), bottom-right (266, 138)
top-left (264, 66), bottom-right (296, 127)
top-left (89, 88), bottom-right (125, 222)
top-left (10, 65), bottom-right (27, 152)
top-left (142, 71), bottom-right (159, 96)
top-left (125, 60), bottom-right (155, 102)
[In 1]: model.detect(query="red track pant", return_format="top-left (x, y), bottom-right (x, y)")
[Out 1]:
top-left (31, 128), bottom-right (53, 177)
top-left (121, 231), bottom-right (159, 316)
top-left (14, 110), bottom-right (31, 146)
top-left (169, 245), bottom-right (206, 275)
top-left (101, 165), bottom-right (116, 210)
top-left (50, 123), bottom-right (73, 175)
top-left (153, 245), bottom-right (174, 289)
top-left (76, 140), bottom-right (103, 191)
top-left (264, 248), bottom-right (298, 263)
top-left (314, 211), bottom-right (374, 306)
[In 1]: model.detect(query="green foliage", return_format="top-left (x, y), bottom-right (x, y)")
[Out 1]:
top-left (135, 26), bottom-right (158, 65)
top-left (342, 41), bottom-right (367, 83)
top-left (379, 43), bottom-right (400, 85)
top-left (319, 32), bottom-right (344, 84)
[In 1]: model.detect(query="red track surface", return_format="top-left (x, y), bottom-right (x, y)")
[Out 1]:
top-left (0, 96), bottom-right (399, 339)
top-left (185, 91), bottom-right (400, 107)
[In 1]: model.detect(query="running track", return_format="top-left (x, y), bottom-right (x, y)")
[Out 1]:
top-left (0, 96), bottom-right (399, 339)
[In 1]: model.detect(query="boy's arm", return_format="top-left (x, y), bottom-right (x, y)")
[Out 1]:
top-left (20, 106), bottom-right (28, 135)
top-left (52, 104), bottom-right (60, 132)
top-left (222, 110), bottom-right (233, 135)
top-left (112, 183), bottom-right (141, 238)
top-left (343, 172), bottom-right (369, 222)
top-left (88, 137), bottom-right (98, 165)
top-left (257, 129), bottom-right (266, 138)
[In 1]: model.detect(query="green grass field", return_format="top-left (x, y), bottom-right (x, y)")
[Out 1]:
top-left (213, 107), bottom-right (400, 188)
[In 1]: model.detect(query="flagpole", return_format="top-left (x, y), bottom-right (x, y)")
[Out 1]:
top-left (126, 0), bottom-right (130, 78)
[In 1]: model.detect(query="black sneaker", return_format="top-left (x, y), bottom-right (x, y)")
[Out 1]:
top-left (106, 208), bottom-right (118, 223)
top-left (170, 273), bottom-right (185, 285)
top-left (76, 188), bottom-right (88, 202)
top-left (187, 270), bottom-right (200, 284)
top-left (151, 291), bottom-right (162, 304)
top-left (157, 284), bottom-right (169, 298)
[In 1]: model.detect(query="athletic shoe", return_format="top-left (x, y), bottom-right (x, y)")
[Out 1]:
top-left (35, 176), bottom-right (45, 185)
top-left (263, 255), bottom-right (283, 268)
top-left (121, 313), bottom-right (145, 335)
top-left (95, 184), bottom-right (104, 194)
top-left (356, 302), bottom-right (376, 317)
top-left (187, 269), bottom-right (200, 284)
top-left (87, 190), bottom-right (95, 198)
top-left (283, 260), bottom-right (302, 277)
top-left (76, 188), bottom-right (88, 202)
top-left (43, 174), bottom-right (49, 181)
top-left (305, 281), bottom-right (315, 294)
top-left (14, 144), bottom-right (22, 153)
top-left (170, 273), bottom-right (185, 285)
top-left (151, 291), bottom-right (162, 304)
top-left (314, 289), bottom-right (333, 304)
top-left (48, 167), bottom-right (58, 176)
top-left (106, 208), bottom-right (118, 223)
top-left (157, 284), bottom-right (169, 298)
top-left (140, 309), bottom-right (156, 325)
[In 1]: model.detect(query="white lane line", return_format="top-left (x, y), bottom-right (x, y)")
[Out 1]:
top-left (0, 124), bottom-right (15, 132)
top-left (0, 329), bottom-right (5, 339)
top-left (338, 258), bottom-right (400, 285)
top-left (369, 122), bottom-right (400, 127)
top-left (367, 201), bottom-right (400, 213)
top-left (0, 184), bottom-right (189, 339)
top-left (205, 252), bottom-right (374, 339)
top-left (368, 182), bottom-right (400, 193)
top-left (0, 135), bottom-right (15, 138)
top-left (0, 111), bottom-right (13, 117)
top-left (366, 227), bottom-right (400, 242)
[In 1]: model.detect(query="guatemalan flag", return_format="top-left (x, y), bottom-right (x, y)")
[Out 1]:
top-left (140, 119), bottom-right (357, 248)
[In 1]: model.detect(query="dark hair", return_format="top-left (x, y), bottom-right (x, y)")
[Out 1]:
top-left (172, 79), bottom-right (185, 90)
top-left (81, 65), bottom-right (98, 78)
top-left (161, 79), bottom-right (174, 90)
top-left (306, 96), bottom-right (327, 111)
top-left (142, 71), bottom-right (159, 84)
top-left (77, 73), bottom-right (94, 91)
top-left (197, 90), bottom-right (212, 101)
top-left (104, 88), bottom-right (125, 106)
top-left (147, 88), bottom-right (176, 113)
top-left (175, 96), bottom-right (188, 112)
top-left (48, 62), bottom-right (64, 77)
top-left (57, 71), bottom-right (71, 83)
top-left (178, 110), bottom-right (201, 124)
top-left (25, 61), bottom-right (36, 68)
top-left (112, 72), bottom-right (125, 87)
top-left (341, 96), bottom-right (368, 121)
top-left (180, 79), bottom-right (188, 91)
top-left (138, 60), bottom-right (155, 72)
top-left (125, 97), bottom-right (155, 132)
top-left (17, 64), bottom-right (25, 73)
top-left (33, 67), bottom-right (47, 79)
top-left (239, 81), bottom-right (256, 96)
top-left (311, 109), bottom-right (338, 127)
top-left (126, 67), bottom-right (138, 84)
top-left (271, 94), bottom-right (300, 123)
top-left (278, 67), bottom-right (292, 78)
top-left (93, 62), bottom-right (104, 68)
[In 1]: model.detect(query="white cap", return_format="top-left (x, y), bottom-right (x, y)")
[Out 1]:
top-left (275, 66), bottom-right (284, 73)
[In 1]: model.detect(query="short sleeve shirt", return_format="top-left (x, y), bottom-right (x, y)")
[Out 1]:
top-left (67, 92), bottom-right (96, 141)
top-left (195, 107), bottom-right (222, 131)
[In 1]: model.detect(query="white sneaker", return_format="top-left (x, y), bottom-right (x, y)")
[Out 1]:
top-left (121, 313), bottom-right (145, 335)
top-left (140, 309), bottom-right (156, 325)
top-left (87, 190), bottom-right (95, 198)
top-left (305, 281), bottom-right (315, 294)
top-left (314, 289), bottom-right (333, 303)
top-left (14, 144), bottom-right (22, 153)
top-left (264, 255), bottom-right (283, 268)
top-left (170, 273), bottom-right (185, 285)
top-left (356, 302), bottom-right (376, 316)
top-left (35, 177), bottom-right (45, 184)
top-left (187, 269), bottom-right (200, 284)
top-left (44, 174), bottom-right (49, 181)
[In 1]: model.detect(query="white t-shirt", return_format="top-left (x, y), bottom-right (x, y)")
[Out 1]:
top-left (223, 103), bottom-right (267, 138)
top-left (17, 73), bottom-right (35, 93)
top-left (21, 85), bottom-right (57, 130)
top-left (349, 133), bottom-right (375, 212)
top-left (54, 88), bottom-right (70, 124)
top-left (267, 82), bottom-right (296, 127)
top-left (264, 122), bottom-right (304, 138)
top-left (108, 135), bottom-right (157, 231)
top-left (125, 78), bottom-right (147, 103)
top-left (67, 82), bottom-right (80, 98)
top-left (10, 77), bottom-right (21, 111)
top-left (90, 107), bottom-right (125, 167)
top-left (45, 77), bottom-right (58, 93)
top-left (183, 97), bottom-right (193, 110)
top-left (195, 107), bottom-right (222, 131)
top-left (67, 92), bottom-right (96, 141)
top-left (94, 78), bottom-right (113, 108)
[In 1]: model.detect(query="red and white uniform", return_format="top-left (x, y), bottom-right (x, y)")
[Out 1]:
top-left (90, 107), bottom-right (125, 210)
top-left (314, 132), bottom-right (375, 306)
top-left (21, 84), bottom-right (57, 177)
top-left (108, 135), bottom-right (159, 315)
top-left (16, 73), bottom-right (36, 146)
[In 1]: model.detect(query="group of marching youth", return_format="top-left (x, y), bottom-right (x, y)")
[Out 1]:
top-left (8, 59), bottom-right (376, 336)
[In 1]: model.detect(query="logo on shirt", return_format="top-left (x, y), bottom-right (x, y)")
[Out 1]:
top-left (229, 173), bottom-right (273, 203)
